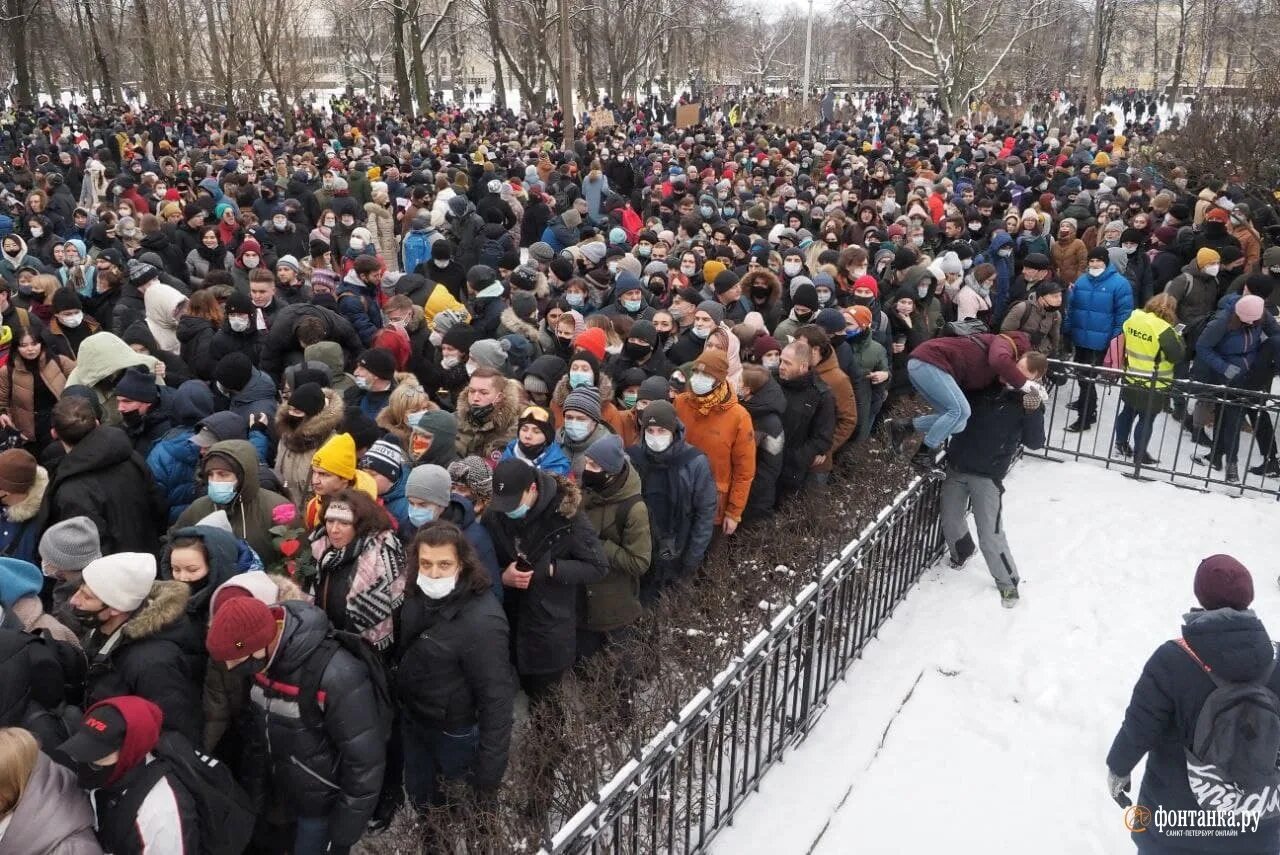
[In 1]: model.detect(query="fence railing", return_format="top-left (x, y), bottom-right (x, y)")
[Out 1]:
top-left (1034, 359), bottom-right (1280, 499)
top-left (543, 473), bottom-right (946, 854)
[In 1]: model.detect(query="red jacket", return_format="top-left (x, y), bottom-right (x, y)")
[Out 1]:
top-left (910, 331), bottom-right (1032, 391)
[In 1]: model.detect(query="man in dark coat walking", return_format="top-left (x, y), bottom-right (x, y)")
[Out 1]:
top-left (776, 340), bottom-right (835, 496)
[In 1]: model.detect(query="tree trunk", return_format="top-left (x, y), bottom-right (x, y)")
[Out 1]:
top-left (7, 0), bottom-right (35, 109)
top-left (82, 0), bottom-right (113, 103)
top-left (133, 0), bottom-right (163, 106)
top-left (392, 0), bottom-right (412, 114)
top-left (484, 3), bottom-right (507, 109)
top-left (407, 4), bottom-right (430, 116)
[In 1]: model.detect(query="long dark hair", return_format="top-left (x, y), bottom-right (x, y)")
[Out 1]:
top-left (408, 521), bottom-right (491, 595)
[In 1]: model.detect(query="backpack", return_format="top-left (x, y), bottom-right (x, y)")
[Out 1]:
top-left (402, 230), bottom-right (432, 273)
top-left (1178, 637), bottom-right (1280, 817)
top-left (299, 631), bottom-right (394, 736)
top-left (116, 731), bottom-right (256, 855)
top-left (942, 317), bottom-right (989, 337)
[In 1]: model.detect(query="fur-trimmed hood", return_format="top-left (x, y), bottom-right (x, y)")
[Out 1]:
top-left (276, 387), bottom-right (345, 453)
top-left (740, 268), bottom-right (782, 304)
top-left (455, 375), bottom-right (524, 431)
top-left (5, 465), bottom-right (47, 522)
top-left (123, 580), bottom-right (190, 640)
top-left (535, 471), bottom-right (583, 518)
top-left (500, 306), bottom-right (541, 341)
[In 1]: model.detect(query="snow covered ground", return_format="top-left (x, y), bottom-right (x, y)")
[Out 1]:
top-left (710, 458), bottom-right (1279, 855)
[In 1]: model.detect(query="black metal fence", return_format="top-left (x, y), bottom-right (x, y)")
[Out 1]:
top-left (1034, 359), bottom-right (1280, 499)
top-left (543, 474), bottom-right (946, 854)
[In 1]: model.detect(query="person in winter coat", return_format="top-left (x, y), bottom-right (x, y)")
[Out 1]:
top-left (0, 327), bottom-right (74, 448)
top-left (1107, 555), bottom-right (1280, 854)
top-left (1051, 218), bottom-right (1088, 288)
top-left (173, 439), bottom-right (292, 565)
top-left (144, 381), bottom-right (218, 523)
top-left (500, 404), bottom-right (572, 476)
top-left (337, 256), bottom-right (385, 347)
top-left (555, 385), bottom-right (614, 476)
top-left (738, 365), bottom-right (785, 522)
top-left (44, 396), bottom-right (169, 555)
top-left (0, 450), bottom-right (49, 563)
top-left (483, 460), bottom-right (609, 703)
top-left (1000, 279), bottom-right (1064, 357)
top-left (775, 339), bottom-right (836, 494)
top-left (273, 382), bottom-right (345, 508)
top-left (579, 435), bottom-right (651, 652)
top-left (1064, 248), bottom-right (1135, 431)
top-left (976, 230), bottom-right (1016, 321)
top-left (258, 301), bottom-right (363, 381)
top-left (57, 698), bottom-right (201, 855)
top-left (394, 522), bottom-right (515, 811)
top-left (401, 213), bottom-right (443, 274)
top-left (1193, 294), bottom-right (1280, 482)
top-left (363, 192), bottom-right (399, 273)
top-left (1163, 247), bottom-right (1223, 344)
top-left (184, 227), bottom-right (231, 290)
top-left (446, 195), bottom-right (485, 271)
top-left (208, 290), bottom-right (261, 367)
top-left (455, 366), bottom-right (523, 467)
top-left (941, 384), bottom-right (1046, 608)
top-left (884, 331), bottom-right (1045, 470)
top-left (212, 351), bottom-right (279, 420)
top-left (673, 349), bottom-right (756, 535)
top-left (1115, 294), bottom-right (1187, 466)
top-left (403, 465), bottom-right (501, 596)
top-left (0, 555), bottom-right (78, 644)
top-left (69, 553), bottom-right (205, 743)
top-left (309, 487), bottom-right (406, 652)
top-left (794, 326), bottom-right (859, 469)
top-left (0, 726), bottom-right (102, 855)
top-left (206, 597), bottom-right (388, 854)
top-left (626, 400), bottom-right (717, 601)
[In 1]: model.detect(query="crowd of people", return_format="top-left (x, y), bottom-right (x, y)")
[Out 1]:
top-left (0, 89), bottom-right (1277, 854)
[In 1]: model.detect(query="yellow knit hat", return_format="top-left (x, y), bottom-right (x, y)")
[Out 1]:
top-left (1196, 247), bottom-right (1221, 269)
top-left (702, 259), bottom-right (727, 285)
top-left (312, 432), bottom-right (356, 481)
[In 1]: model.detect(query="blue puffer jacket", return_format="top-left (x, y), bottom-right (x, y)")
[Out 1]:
top-left (146, 381), bottom-right (219, 522)
top-left (1193, 294), bottom-right (1280, 385)
top-left (499, 437), bottom-right (572, 476)
top-left (1066, 263), bottom-right (1134, 351)
top-left (1107, 607), bottom-right (1280, 853)
top-left (978, 230), bottom-right (1016, 321)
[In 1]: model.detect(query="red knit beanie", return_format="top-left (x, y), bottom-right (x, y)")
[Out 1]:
top-left (1194, 554), bottom-right (1254, 611)
top-left (574, 327), bottom-right (608, 362)
top-left (206, 597), bottom-right (278, 661)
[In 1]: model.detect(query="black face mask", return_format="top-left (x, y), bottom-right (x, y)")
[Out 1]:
top-left (518, 439), bottom-right (547, 459)
top-left (231, 657), bottom-right (267, 678)
top-left (75, 761), bottom-right (115, 790)
top-left (120, 409), bottom-right (144, 430)
top-left (72, 606), bottom-right (105, 628)
top-left (794, 309), bottom-right (813, 322)
top-left (555, 337), bottom-right (574, 356)
top-left (654, 330), bottom-right (672, 347)
top-left (623, 341), bottom-right (652, 361)
top-left (751, 286), bottom-right (771, 301)
top-left (582, 468), bottom-right (610, 492)
top-left (851, 295), bottom-right (875, 307)
top-left (469, 403), bottom-right (495, 425)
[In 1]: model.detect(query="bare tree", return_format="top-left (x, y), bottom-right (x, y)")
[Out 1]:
top-left (2, 0), bottom-right (44, 107)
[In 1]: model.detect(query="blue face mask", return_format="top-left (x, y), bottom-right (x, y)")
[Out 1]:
top-left (505, 503), bottom-right (529, 520)
top-left (408, 505), bottom-right (436, 527)
top-left (723, 208), bottom-right (736, 218)
top-left (692, 325), bottom-right (711, 340)
top-left (568, 370), bottom-right (593, 389)
top-left (565, 293), bottom-right (585, 307)
top-left (622, 298), bottom-right (642, 313)
top-left (700, 206), bottom-right (714, 218)
top-left (207, 480), bottom-right (237, 505)
top-left (564, 420), bottom-right (592, 441)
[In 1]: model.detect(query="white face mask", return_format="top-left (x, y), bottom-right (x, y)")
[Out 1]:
top-left (417, 574), bottom-right (457, 599)
top-left (690, 373), bottom-right (716, 396)
top-left (1088, 265), bottom-right (1106, 277)
top-left (440, 354), bottom-right (459, 369)
top-left (59, 311), bottom-right (84, 328)
top-left (434, 259), bottom-right (449, 268)
top-left (243, 255), bottom-right (260, 269)
top-left (783, 261), bottom-right (802, 276)
top-left (465, 362), bottom-right (478, 376)
top-left (645, 431), bottom-right (673, 453)
top-left (29, 226), bottom-right (42, 237)
top-left (680, 264), bottom-right (696, 276)
top-left (229, 315), bottom-right (250, 332)
top-left (1203, 263), bottom-right (1221, 277)
top-left (429, 331), bottom-right (444, 347)
top-left (762, 355), bottom-right (780, 371)
top-left (273, 217), bottom-right (287, 229)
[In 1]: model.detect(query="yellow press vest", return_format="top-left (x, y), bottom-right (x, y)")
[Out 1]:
top-left (1122, 309), bottom-right (1174, 389)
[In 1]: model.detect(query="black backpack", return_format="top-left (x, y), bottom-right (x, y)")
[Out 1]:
top-left (299, 631), bottom-right (395, 736)
top-left (943, 317), bottom-right (989, 337)
top-left (116, 731), bottom-right (257, 855)
top-left (1179, 637), bottom-right (1280, 818)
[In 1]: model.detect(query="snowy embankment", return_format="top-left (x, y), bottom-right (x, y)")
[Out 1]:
top-left (711, 458), bottom-right (1278, 855)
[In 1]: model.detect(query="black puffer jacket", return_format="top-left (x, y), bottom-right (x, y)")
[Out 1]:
top-left (742, 377), bottom-right (786, 521)
top-left (777, 372), bottom-right (835, 495)
top-left (258, 302), bottom-right (362, 381)
top-left (395, 584), bottom-right (516, 790)
top-left (242, 600), bottom-right (386, 848)
top-left (41, 425), bottom-right (169, 555)
top-left (482, 473), bottom-right (609, 676)
top-left (83, 581), bottom-right (205, 744)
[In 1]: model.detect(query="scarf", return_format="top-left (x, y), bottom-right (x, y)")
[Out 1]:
top-left (317, 532), bottom-right (406, 650)
top-left (691, 381), bottom-right (733, 417)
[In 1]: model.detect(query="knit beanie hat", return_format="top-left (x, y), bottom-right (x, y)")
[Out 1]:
top-left (564, 385), bottom-right (603, 423)
top-left (1087, 247), bottom-right (1111, 264)
top-left (752, 334), bottom-right (782, 360)
top-left (792, 283), bottom-right (820, 311)
top-left (815, 308), bottom-right (846, 333)
top-left (0, 448), bottom-right (36, 494)
top-left (288, 383), bottom-right (326, 418)
top-left (82, 553), bottom-right (157, 612)
top-left (713, 270), bottom-right (740, 295)
top-left (1196, 247), bottom-right (1222, 268)
top-left (359, 438), bottom-right (406, 483)
top-left (276, 255), bottom-right (301, 274)
top-left (206, 597), bottom-right (278, 661)
top-left (585, 434), bottom-right (626, 475)
top-left (697, 300), bottom-right (726, 325)
top-left (447, 456), bottom-right (493, 501)
top-left (692, 349), bottom-right (729, 383)
top-left (848, 305), bottom-right (874, 329)
top-left (312, 432), bottom-right (357, 480)
top-left (0, 557), bottom-right (43, 607)
top-left (1235, 295), bottom-right (1265, 323)
top-left (39, 515), bottom-right (102, 570)
top-left (405, 464), bottom-right (451, 507)
top-left (441, 324), bottom-right (479, 354)
top-left (115, 366), bottom-right (160, 405)
top-left (52, 288), bottom-right (83, 313)
top-left (1194, 554), bottom-right (1254, 611)
top-left (702, 259), bottom-right (727, 284)
top-left (573, 327), bottom-right (608, 362)
top-left (518, 405), bottom-right (555, 440)
top-left (638, 399), bottom-right (680, 433)
top-left (637, 375), bottom-right (670, 403)
top-left (1022, 253), bottom-right (1052, 271)
top-left (469, 338), bottom-right (509, 370)
top-left (214, 352), bottom-right (254, 393)
top-left (511, 291), bottom-right (538, 322)
top-left (529, 242), bottom-right (555, 264)
top-left (357, 348), bottom-right (397, 382)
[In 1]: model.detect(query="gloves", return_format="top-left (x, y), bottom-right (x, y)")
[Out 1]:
top-left (1021, 379), bottom-right (1049, 404)
top-left (1222, 364), bottom-right (1242, 385)
top-left (1108, 769), bottom-right (1132, 807)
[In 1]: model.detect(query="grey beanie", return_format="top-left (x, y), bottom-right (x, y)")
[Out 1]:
top-left (529, 241), bottom-right (555, 264)
top-left (405, 464), bottom-right (452, 507)
top-left (585, 434), bottom-right (626, 475)
top-left (469, 338), bottom-right (509, 370)
top-left (563, 385), bottom-right (603, 422)
top-left (697, 300), bottom-right (726, 326)
top-left (39, 515), bottom-right (103, 571)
